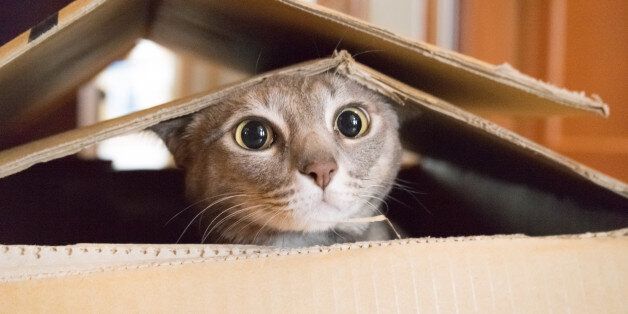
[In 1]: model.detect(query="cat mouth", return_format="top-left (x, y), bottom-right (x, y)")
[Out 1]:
top-left (320, 194), bottom-right (347, 211)
top-left (318, 199), bottom-right (341, 211)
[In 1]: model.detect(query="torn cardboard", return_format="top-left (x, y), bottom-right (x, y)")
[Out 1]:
top-left (0, 0), bottom-right (610, 134)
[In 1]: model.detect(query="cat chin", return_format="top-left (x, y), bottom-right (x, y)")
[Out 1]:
top-left (293, 201), bottom-right (345, 232)
top-left (291, 198), bottom-right (377, 234)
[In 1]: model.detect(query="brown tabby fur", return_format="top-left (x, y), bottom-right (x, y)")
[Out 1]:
top-left (152, 73), bottom-right (402, 247)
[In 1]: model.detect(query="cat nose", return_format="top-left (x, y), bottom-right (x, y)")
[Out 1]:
top-left (302, 160), bottom-right (338, 189)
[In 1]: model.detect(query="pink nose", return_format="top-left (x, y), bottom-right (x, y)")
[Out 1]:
top-left (302, 160), bottom-right (338, 189)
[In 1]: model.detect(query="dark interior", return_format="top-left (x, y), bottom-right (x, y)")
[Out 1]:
top-left (392, 109), bottom-right (628, 237)
top-left (0, 108), bottom-right (626, 245)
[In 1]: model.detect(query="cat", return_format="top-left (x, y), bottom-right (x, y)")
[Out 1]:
top-left (151, 72), bottom-right (402, 247)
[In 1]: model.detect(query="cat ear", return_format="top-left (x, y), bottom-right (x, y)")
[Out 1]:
top-left (149, 115), bottom-right (193, 166)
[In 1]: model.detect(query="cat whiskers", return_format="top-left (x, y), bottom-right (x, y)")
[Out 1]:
top-left (218, 205), bottom-right (271, 243)
top-left (221, 202), bottom-right (291, 244)
top-left (330, 227), bottom-right (348, 242)
top-left (357, 193), bottom-right (390, 214)
top-left (165, 196), bottom-right (211, 227)
top-left (165, 191), bottom-right (243, 226)
top-left (333, 35), bottom-right (345, 54)
top-left (252, 208), bottom-right (287, 244)
top-left (200, 201), bottom-right (249, 242)
top-left (176, 194), bottom-right (249, 243)
top-left (352, 49), bottom-right (384, 59)
top-left (390, 182), bottom-right (428, 197)
top-left (201, 204), bottom-right (266, 243)
top-left (389, 182), bottom-right (432, 215)
top-left (277, 205), bottom-right (291, 228)
top-left (360, 177), bottom-right (432, 215)
top-left (356, 194), bottom-right (402, 239)
top-left (362, 177), bottom-right (426, 195)
top-left (364, 183), bottom-right (421, 212)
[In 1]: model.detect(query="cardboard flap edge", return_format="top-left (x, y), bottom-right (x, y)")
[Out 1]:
top-left (0, 53), bottom-right (626, 198)
top-left (1, 228), bottom-right (626, 283)
top-left (0, 55), bottom-right (344, 178)
top-left (281, 0), bottom-right (610, 116)
top-left (0, 0), bottom-right (610, 120)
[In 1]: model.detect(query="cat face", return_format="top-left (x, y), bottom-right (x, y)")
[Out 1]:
top-left (153, 73), bottom-right (401, 244)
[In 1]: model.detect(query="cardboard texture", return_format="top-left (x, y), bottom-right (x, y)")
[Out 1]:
top-left (0, 0), bottom-right (627, 312)
top-left (1, 231), bottom-right (627, 313)
top-left (1, 52), bottom-right (626, 196)
top-left (0, 0), bottom-right (610, 133)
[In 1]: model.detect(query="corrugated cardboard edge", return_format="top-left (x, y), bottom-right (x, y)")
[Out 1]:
top-left (334, 57), bottom-right (628, 197)
top-left (0, 0), bottom-right (609, 118)
top-left (0, 0), bottom-right (106, 68)
top-left (281, 0), bottom-right (609, 116)
top-left (2, 230), bottom-right (626, 313)
top-left (1, 229), bottom-right (626, 283)
top-left (0, 52), bottom-right (626, 198)
top-left (0, 55), bottom-right (339, 177)
top-left (0, 0), bottom-right (146, 132)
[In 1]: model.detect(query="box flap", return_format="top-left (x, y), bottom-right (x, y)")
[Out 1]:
top-left (1, 230), bottom-right (626, 313)
top-left (0, 0), bottom-right (610, 132)
top-left (0, 0), bottom-right (148, 131)
top-left (1, 53), bottom-right (625, 201)
top-left (155, 0), bottom-right (607, 116)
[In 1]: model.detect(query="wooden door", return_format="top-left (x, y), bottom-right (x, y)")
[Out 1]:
top-left (459, 0), bottom-right (628, 181)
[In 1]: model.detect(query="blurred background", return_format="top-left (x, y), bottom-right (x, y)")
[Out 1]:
top-left (1, 0), bottom-right (626, 180)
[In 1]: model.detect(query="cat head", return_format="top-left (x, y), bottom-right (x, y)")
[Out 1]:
top-left (152, 73), bottom-right (402, 244)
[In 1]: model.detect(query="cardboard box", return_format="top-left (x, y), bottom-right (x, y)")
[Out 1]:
top-left (0, 0), bottom-right (626, 312)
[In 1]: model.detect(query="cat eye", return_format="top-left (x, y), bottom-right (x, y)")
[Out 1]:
top-left (234, 119), bottom-right (274, 150)
top-left (335, 107), bottom-right (370, 138)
